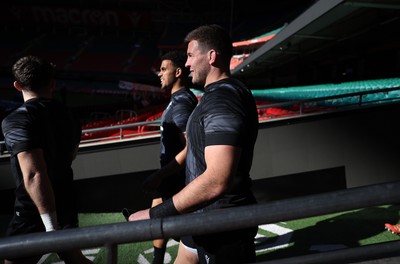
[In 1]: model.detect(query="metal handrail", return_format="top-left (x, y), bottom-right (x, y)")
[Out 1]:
top-left (0, 181), bottom-right (400, 263)
top-left (81, 120), bottom-right (160, 134)
top-left (77, 86), bottom-right (400, 144)
top-left (80, 120), bottom-right (161, 144)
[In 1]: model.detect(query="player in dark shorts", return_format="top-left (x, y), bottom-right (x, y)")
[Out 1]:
top-left (183, 25), bottom-right (259, 264)
top-left (128, 25), bottom-right (259, 264)
top-left (184, 76), bottom-right (259, 263)
top-left (1, 55), bottom-right (93, 264)
top-left (141, 50), bottom-right (198, 264)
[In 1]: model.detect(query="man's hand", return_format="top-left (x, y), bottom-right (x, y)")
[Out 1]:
top-left (128, 209), bottom-right (150, 221)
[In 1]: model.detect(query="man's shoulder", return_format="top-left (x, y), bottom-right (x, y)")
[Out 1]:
top-left (206, 78), bottom-right (245, 92)
top-left (2, 104), bottom-right (27, 127)
top-left (175, 87), bottom-right (197, 97)
top-left (173, 88), bottom-right (198, 104)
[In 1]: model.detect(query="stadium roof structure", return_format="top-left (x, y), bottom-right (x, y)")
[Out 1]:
top-left (232, 27), bottom-right (284, 48)
top-left (2, 0), bottom-right (399, 88)
top-left (232, 0), bottom-right (400, 87)
top-left (0, 0), bottom-right (315, 85)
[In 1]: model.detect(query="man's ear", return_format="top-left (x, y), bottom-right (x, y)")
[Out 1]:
top-left (209, 50), bottom-right (216, 64)
top-left (175, 67), bottom-right (182, 78)
top-left (13, 81), bottom-right (23, 92)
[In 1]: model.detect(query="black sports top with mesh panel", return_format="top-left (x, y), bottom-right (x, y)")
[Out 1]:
top-left (1, 98), bottom-right (81, 225)
top-left (185, 78), bottom-right (259, 213)
top-left (157, 87), bottom-right (197, 197)
top-left (159, 87), bottom-right (198, 166)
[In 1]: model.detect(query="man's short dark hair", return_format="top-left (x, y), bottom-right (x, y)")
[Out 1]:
top-left (161, 50), bottom-right (190, 79)
top-left (12, 55), bottom-right (56, 92)
top-left (184, 24), bottom-right (233, 65)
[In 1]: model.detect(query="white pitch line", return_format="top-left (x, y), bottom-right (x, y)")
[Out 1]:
top-left (256, 224), bottom-right (293, 253)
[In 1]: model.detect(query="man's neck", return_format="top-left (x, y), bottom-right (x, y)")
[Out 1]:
top-left (22, 91), bottom-right (51, 102)
top-left (171, 82), bottom-right (185, 94)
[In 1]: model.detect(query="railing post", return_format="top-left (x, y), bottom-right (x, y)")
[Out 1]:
top-left (105, 243), bottom-right (118, 264)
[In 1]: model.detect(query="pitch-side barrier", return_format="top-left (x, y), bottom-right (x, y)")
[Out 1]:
top-left (1, 181), bottom-right (400, 263)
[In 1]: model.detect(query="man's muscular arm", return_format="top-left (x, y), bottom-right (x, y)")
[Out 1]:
top-left (129, 144), bottom-right (241, 221)
top-left (18, 148), bottom-right (58, 231)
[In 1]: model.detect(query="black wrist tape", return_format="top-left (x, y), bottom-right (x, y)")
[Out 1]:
top-left (149, 198), bottom-right (179, 218)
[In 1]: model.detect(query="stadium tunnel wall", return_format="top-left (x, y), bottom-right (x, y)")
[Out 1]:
top-left (1, 103), bottom-right (400, 213)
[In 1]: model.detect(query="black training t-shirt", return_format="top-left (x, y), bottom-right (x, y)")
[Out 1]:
top-left (1, 98), bottom-right (81, 226)
top-left (157, 87), bottom-right (198, 197)
top-left (185, 78), bottom-right (259, 213)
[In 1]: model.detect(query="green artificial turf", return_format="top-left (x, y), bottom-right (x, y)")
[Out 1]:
top-left (2, 204), bottom-right (400, 263)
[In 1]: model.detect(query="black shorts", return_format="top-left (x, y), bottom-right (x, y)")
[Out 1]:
top-left (192, 227), bottom-right (257, 264)
top-left (181, 235), bottom-right (196, 250)
top-left (6, 209), bottom-right (79, 236)
top-left (6, 211), bottom-right (45, 237)
top-left (5, 211), bottom-right (45, 263)
top-left (5, 210), bottom-right (79, 262)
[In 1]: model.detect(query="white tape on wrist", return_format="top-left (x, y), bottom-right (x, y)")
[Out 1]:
top-left (40, 211), bottom-right (58, 232)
